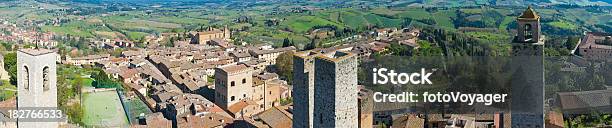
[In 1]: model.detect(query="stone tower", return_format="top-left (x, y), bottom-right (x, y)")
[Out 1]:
top-left (0, 55), bottom-right (9, 80)
top-left (510, 6), bottom-right (544, 127)
top-left (214, 64), bottom-right (253, 109)
top-left (312, 51), bottom-right (358, 128)
top-left (17, 49), bottom-right (58, 128)
top-left (513, 6), bottom-right (545, 56)
top-left (292, 51), bottom-right (320, 128)
top-left (224, 25), bottom-right (231, 40)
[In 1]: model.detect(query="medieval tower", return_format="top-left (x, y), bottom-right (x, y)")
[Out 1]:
top-left (293, 50), bottom-right (359, 128)
top-left (292, 51), bottom-right (319, 128)
top-left (17, 49), bottom-right (58, 128)
top-left (312, 51), bottom-right (359, 128)
top-left (512, 6), bottom-right (545, 56)
top-left (510, 6), bottom-right (544, 127)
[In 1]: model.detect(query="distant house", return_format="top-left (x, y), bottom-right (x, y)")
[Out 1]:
top-left (556, 89), bottom-right (612, 114)
top-left (248, 46), bottom-right (296, 65)
top-left (65, 54), bottom-right (110, 66)
top-left (575, 32), bottom-right (612, 61)
top-left (193, 26), bottom-right (231, 44)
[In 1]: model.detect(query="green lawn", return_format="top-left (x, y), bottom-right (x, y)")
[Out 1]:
top-left (465, 32), bottom-right (511, 41)
top-left (397, 9), bottom-right (430, 20)
top-left (432, 11), bottom-right (457, 29)
top-left (82, 90), bottom-right (128, 127)
top-left (547, 21), bottom-right (578, 30)
top-left (282, 16), bottom-right (343, 33)
top-left (82, 78), bottom-right (94, 87)
top-left (125, 98), bottom-right (152, 124)
top-left (0, 81), bottom-right (16, 101)
top-left (498, 16), bottom-right (514, 31)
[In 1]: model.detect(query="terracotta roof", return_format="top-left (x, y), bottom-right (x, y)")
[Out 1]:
top-left (228, 100), bottom-right (258, 114)
top-left (546, 111), bottom-right (564, 128)
top-left (217, 64), bottom-right (251, 74)
top-left (518, 6), bottom-right (540, 20)
top-left (256, 106), bottom-right (292, 128)
top-left (119, 69), bottom-right (139, 79)
top-left (557, 89), bottom-right (612, 110)
top-left (200, 113), bottom-right (234, 127)
top-left (392, 114), bottom-right (424, 128)
top-left (177, 115), bottom-right (205, 128)
top-left (0, 97), bottom-right (16, 108)
top-left (249, 46), bottom-right (296, 56)
top-left (145, 113), bottom-right (172, 128)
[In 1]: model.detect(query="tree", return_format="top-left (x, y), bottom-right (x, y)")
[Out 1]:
top-left (275, 51), bottom-right (294, 83)
top-left (3, 52), bottom-right (16, 85)
top-left (91, 68), bottom-right (118, 88)
top-left (305, 36), bottom-right (319, 50)
top-left (282, 38), bottom-right (291, 47)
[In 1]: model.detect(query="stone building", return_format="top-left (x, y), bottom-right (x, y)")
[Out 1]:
top-left (312, 51), bottom-right (359, 127)
top-left (194, 25), bottom-right (231, 44)
top-left (292, 51), bottom-right (319, 128)
top-left (64, 54), bottom-right (111, 66)
top-left (293, 50), bottom-right (361, 128)
top-left (0, 55), bottom-right (9, 80)
top-left (17, 49), bottom-right (58, 128)
top-left (214, 64), bottom-right (254, 109)
top-left (358, 86), bottom-right (374, 128)
top-left (248, 46), bottom-right (296, 65)
top-left (510, 6), bottom-right (544, 128)
top-left (575, 32), bottom-right (612, 61)
top-left (512, 6), bottom-right (545, 56)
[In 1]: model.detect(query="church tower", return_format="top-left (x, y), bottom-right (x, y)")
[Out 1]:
top-left (510, 6), bottom-right (544, 127)
top-left (512, 6), bottom-right (545, 56)
top-left (223, 25), bottom-right (231, 40)
top-left (17, 49), bottom-right (58, 128)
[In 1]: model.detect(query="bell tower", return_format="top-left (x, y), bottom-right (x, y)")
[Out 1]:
top-left (17, 48), bottom-right (58, 128)
top-left (516, 6), bottom-right (542, 43)
top-left (513, 6), bottom-right (545, 56)
top-left (510, 6), bottom-right (545, 127)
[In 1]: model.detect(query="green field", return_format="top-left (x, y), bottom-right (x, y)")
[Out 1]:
top-left (82, 78), bottom-right (94, 87)
top-left (432, 11), bottom-right (457, 29)
top-left (548, 21), bottom-right (578, 30)
top-left (499, 16), bottom-right (515, 31)
top-left (0, 80), bottom-right (16, 101)
top-left (282, 16), bottom-right (343, 33)
top-left (397, 8), bottom-right (431, 20)
top-left (82, 90), bottom-right (128, 127)
top-left (125, 97), bottom-right (152, 124)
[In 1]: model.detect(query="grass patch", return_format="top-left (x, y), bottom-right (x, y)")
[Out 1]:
top-left (124, 98), bottom-right (152, 124)
top-left (82, 90), bottom-right (128, 127)
top-left (465, 32), bottom-right (511, 41)
top-left (498, 16), bottom-right (514, 31)
top-left (282, 16), bottom-right (343, 33)
top-left (397, 8), bottom-right (430, 20)
top-left (432, 11), bottom-right (456, 29)
top-left (547, 21), bottom-right (578, 30)
top-left (0, 81), bottom-right (16, 101)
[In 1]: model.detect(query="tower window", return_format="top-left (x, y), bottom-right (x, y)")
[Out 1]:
top-left (524, 24), bottom-right (533, 41)
top-left (231, 81), bottom-right (235, 86)
top-left (23, 66), bottom-right (29, 90)
top-left (242, 78), bottom-right (246, 84)
top-left (231, 96), bottom-right (235, 101)
top-left (43, 66), bottom-right (50, 91)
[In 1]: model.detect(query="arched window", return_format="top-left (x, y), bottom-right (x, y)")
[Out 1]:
top-left (524, 24), bottom-right (533, 40)
top-left (43, 66), bottom-right (50, 91)
top-left (231, 96), bottom-right (235, 101)
top-left (23, 66), bottom-right (29, 90)
top-left (242, 78), bottom-right (246, 84)
top-left (231, 81), bottom-right (235, 86)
